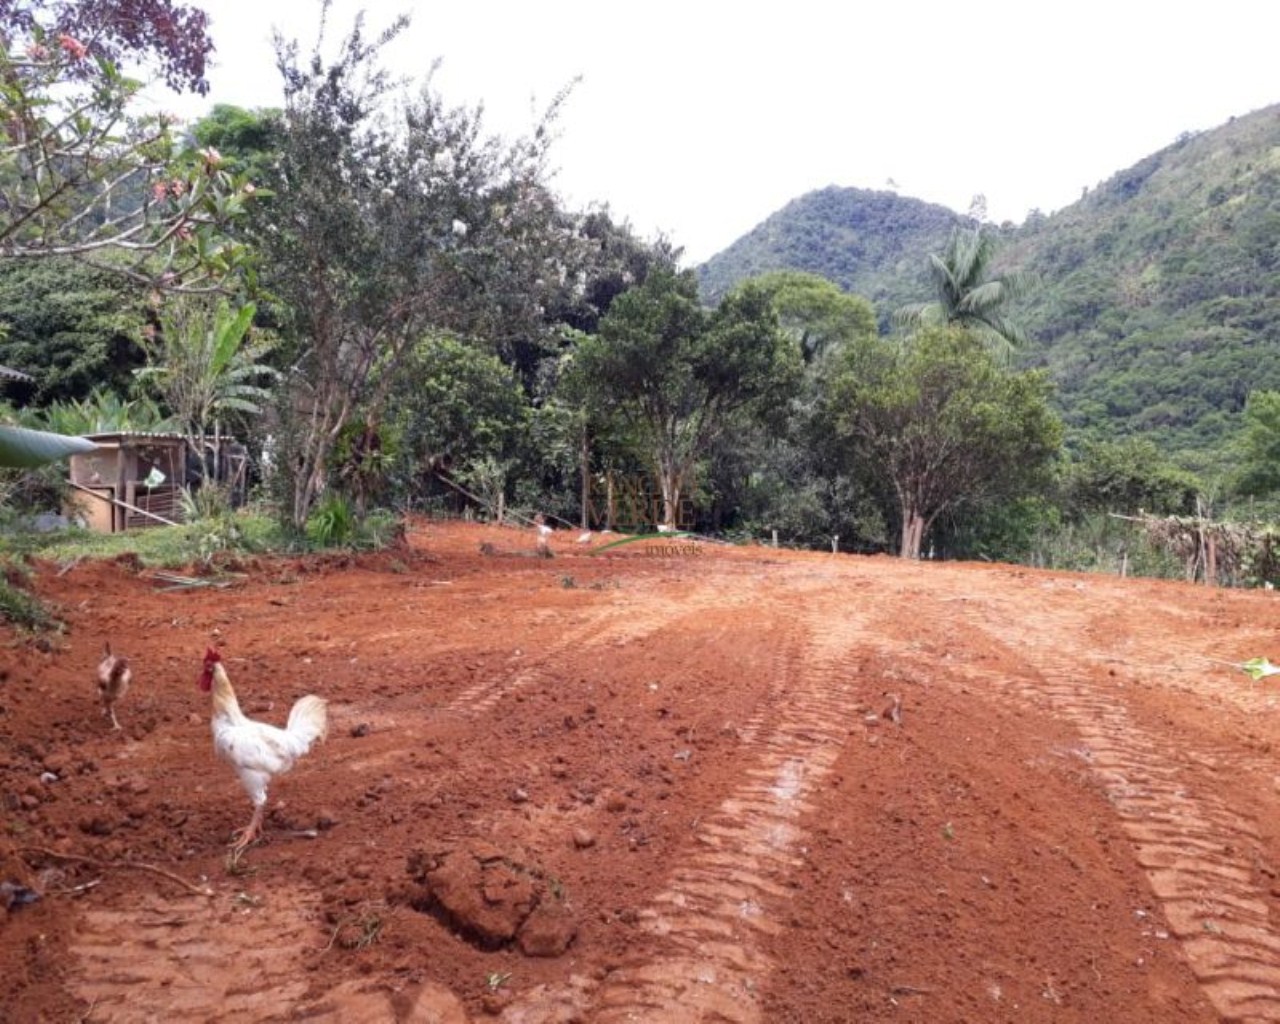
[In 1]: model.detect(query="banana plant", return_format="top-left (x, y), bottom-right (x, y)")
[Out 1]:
top-left (135, 298), bottom-right (279, 479)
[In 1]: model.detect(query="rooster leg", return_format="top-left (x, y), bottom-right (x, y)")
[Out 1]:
top-left (230, 804), bottom-right (266, 853)
top-left (108, 706), bottom-right (121, 731)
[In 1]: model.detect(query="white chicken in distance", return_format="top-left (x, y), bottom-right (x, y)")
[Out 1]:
top-left (198, 647), bottom-right (329, 853)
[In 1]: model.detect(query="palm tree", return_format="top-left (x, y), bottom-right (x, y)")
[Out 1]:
top-left (894, 227), bottom-right (1034, 356)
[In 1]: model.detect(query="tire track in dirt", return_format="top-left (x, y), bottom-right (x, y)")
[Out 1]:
top-left (67, 888), bottom-right (470, 1023)
top-left (68, 888), bottom-right (322, 1022)
top-left (500, 581), bottom-right (869, 1023)
top-left (930, 587), bottom-right (1280, 1023)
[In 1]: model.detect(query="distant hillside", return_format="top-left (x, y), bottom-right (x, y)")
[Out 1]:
top-left (696, 187), bottom-right (969, 316)
top-left (696, 104), bottom-right (1280, 470)
top-left (1007, 104), bottom-right (1280, 466)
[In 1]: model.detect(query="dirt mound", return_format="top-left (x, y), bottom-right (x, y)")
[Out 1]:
top-left (407, 840), bottom-right (577, 956)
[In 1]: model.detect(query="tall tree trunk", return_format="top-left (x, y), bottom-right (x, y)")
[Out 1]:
top-left (580, 425), bottom-right (590, 530)
top-left (657, 455), bottom-right (681, 531)
top-left (899, 506), bottom-right (926, 559)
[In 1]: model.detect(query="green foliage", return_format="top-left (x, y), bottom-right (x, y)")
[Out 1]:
top-left (828, 326), bottom-right (1063, 558)
top-left (0, 562), bottom-right (57, 631)
top-left (748, 270), bottom-right (878, 363)
top-left (332, 418), bottom-right (399, 515)
top-left (1004, 108), bottom-right (1280, 463)
top-left (136, 298), bottom-right (277, 441)
top-left (258, 10), bottom-right (575, 529)
top-left (571, 270), bottom-right (801, 527)
top-left (1062, 438), bottom-right (1200, 516)
top-left (306, 492), bottom-right (356, 548)
top-left (895, 227), bottom-right (1035, 356)
top-left (696, 186), bottom-right (966, 318)
top-left (722, 429), bottom-right (887, 549)
top-left (178, 484), bottom-right (246, 564)
top-left (25, 388), bottom-right (170, 435)
top-left (455, 455), bottom-right (515, 518)
top-left (1028, 513), bottom-right (1187, 579)
top-left (389, 334), bottom-right (528, 486)
top-left (0, 511), bottom-right (280, 568)
top-left (0, 257), bottom-right (150, 405)
top-left (1236, 390), bottom-right (1280, 496)
top-left (190, 104), bottom-right (284, 186)
top-left (939, 495), bottom-right (1059, 563)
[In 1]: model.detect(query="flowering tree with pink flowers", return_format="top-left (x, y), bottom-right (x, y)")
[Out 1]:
top-left (0, 2), bottom-right (258, 466)
top-left (0, 1), bottom-right (257, 291)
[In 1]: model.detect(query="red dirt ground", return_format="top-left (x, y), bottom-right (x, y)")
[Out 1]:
top-left (3, 518), bottom-right (1280, 1023)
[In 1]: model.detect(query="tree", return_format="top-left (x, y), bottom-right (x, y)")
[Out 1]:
top-left (0, 256), bottom-right (150, 404)
top-left (1236, 390), bottom-right (1280, 497)
top-left (1064, 437), bottom-right (1200, 516)
top-left (830, 326), bottom-right (1061, 558)
top-left (134, 298), bottom-right (278, 479)
top-left (894, 227), bottom-right (1034, 356)
top-left (0, 1), bottom-right (246, 466)
top-left (190, 104), bottom-right (284, 186)
top-left (387, 332), bottom-right (528, 495)
top-left (0, 0), bottom-right (214, 94)
top-left (259, 7), bottom-right (574, 529)
top-left (570, 270), bottom-right (801, 530)
top-left (750, 270), bottom-right (877, 363)
top-left (0, 2), bottom-right (258, 287)
top-left (24, 386), bottom-right (167, 434)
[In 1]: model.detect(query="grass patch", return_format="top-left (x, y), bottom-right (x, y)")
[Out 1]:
top-left (0, 569), bottom-right (58, 631)
top-left (0, 512), bottom-right (284, 569)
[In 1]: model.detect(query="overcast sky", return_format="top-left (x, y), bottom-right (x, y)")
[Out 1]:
top-left (167, 1), bottom-right (1280, 265)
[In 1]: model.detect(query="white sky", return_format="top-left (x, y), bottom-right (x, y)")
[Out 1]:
top-left (163, 1), bottom-right (1280, 265)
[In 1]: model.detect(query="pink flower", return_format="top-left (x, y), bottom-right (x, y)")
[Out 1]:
top-left (26, 43), bottom-right (49, 61)
top-left (151, 181), bottom-right (169, 202)
top-left (169, 178), bottom-right (186, 197)
top-left (57, 34), bottom-right (88, 60)
top-left (199, 147), bottom-right (223, 169)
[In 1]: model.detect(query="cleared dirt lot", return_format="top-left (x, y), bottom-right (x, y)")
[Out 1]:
top-left (3, 519), bottom-right (1280, 1022)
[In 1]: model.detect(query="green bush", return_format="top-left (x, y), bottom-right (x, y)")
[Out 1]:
top-left (306, 493), bottom-right (356, 548)
top-left (0, 561), bottom-right (57, 631)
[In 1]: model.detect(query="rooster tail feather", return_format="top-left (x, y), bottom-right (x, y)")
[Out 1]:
top-left (286, 694), bottom-right (328, 748)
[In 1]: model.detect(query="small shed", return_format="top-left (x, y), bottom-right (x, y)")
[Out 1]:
top-left (66, 432), bottom-right (248, 533)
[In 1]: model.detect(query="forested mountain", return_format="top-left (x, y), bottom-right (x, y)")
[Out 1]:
top-left (696, 103), bottom-right (1280, 473)
top-left (696, 187), bottom-right (969, 315)
top-left (1009, 105), bottom-right (1280, 468)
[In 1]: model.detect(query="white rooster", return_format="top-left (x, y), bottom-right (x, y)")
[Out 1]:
top-left (197, 647), bottom-right (329, 853)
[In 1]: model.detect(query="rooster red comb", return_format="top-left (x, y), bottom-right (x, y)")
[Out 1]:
top-left (198, 647), bottom-right (221, 692)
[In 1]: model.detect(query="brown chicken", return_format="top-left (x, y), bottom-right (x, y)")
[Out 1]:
top-left (96, 642), bottom-right (132, 730)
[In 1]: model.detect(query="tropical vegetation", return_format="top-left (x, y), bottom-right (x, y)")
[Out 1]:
top-left (2, 0), bottom-right (1280, 589)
